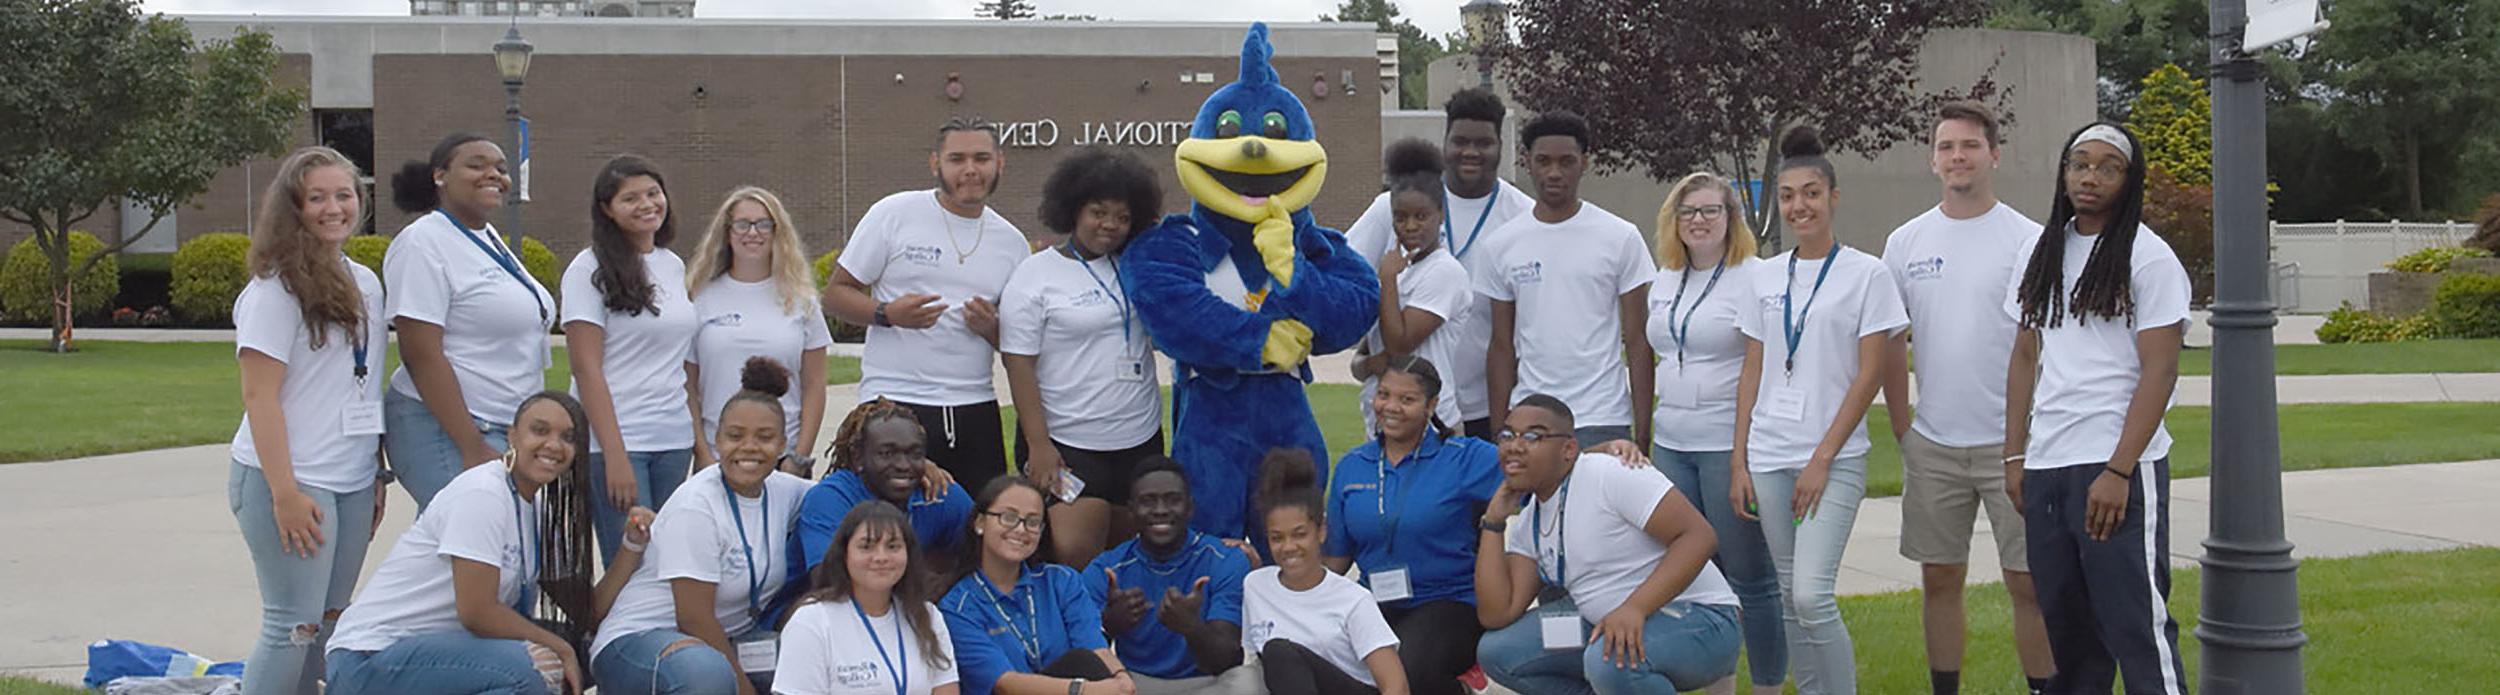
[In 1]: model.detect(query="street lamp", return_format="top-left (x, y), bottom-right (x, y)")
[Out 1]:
top-left (1461, 0), bottom-right (1506, 90)
top-left (493, 19), bottom-right (533, 238)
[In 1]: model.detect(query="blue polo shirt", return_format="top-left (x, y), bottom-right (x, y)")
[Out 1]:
top-left (789, 469), bottom-right (973, 578)
top-left (1325, 431), bottom-right (1502, 607)
top-left (1079, 532), bottom-right (1250, 680)
top-left (939, 564), bottom-right (1109, 695)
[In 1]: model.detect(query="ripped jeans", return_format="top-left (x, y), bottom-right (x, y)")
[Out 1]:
top-left (230, 461), bottom-right (378, 695)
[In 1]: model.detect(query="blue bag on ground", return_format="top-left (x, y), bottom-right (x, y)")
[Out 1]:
top-left (83, 639), bottom-right (244, 689)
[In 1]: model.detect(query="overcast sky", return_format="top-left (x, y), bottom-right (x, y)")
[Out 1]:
top-left (140, 0), bottom-right (1467, 40)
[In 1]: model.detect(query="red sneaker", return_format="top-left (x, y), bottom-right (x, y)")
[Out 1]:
top-left (1460, 664), bottom-right (1490, 693)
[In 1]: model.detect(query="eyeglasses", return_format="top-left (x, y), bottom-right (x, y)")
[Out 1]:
top-left (2062, 160), bottom-right (2127, 181)
top-left (729, 219), bottom-right (777, 235)
top-left (1675, 204), bottom-right (1727, 221)
top-left (984, 510), bottom-right (1046, 532)
top-left (1493, 429), bottom-right (1566, 445)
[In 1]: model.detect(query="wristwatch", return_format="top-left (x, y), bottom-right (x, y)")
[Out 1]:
top-left (1067, 679), bottom-right (1083, 695)
top-left (873, 301), bottom-right (893, 327)
top-left (1480, 517), bottom-right (1506, 534)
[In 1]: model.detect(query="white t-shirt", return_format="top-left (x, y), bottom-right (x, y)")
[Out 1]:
top-left (1645, 260), bottom-right (1759, 452)
top-left (330, 463), bottom-right (540, 653)
top-left (774, 598), bottom-right (961, 695)
top-left (838, 190), bottom-right (1027, 407)
top-left (1884, 203), bottom-right (2040, 447)
top-left (1345, 180), bottom-right (1537, 420)
top-left (1239, 567), bottom-right (1399, 687)
top-left (1504, 453), bottom-right (1740, 625)
top-left (229, 259), bottom-right (389, 494)
top-left (690, 275), bottom-right (835, 451)
top-left (1472, 202), bottom-right (1654, 427)
top-left (383, 211), bottom-right (554, 425)
top-left (1357, 248), bottom-right (1470, 432)
top-left (1735, 247), bottom-right (1909, 470)
top-left (2003, 224), bottom-right (2190, 470)
top-left (593, 464), bottom-right (813, 659)
top-left (562, 248), bottom-right (699, 453)
top-left (996, 248), bottom-right (1161, 451)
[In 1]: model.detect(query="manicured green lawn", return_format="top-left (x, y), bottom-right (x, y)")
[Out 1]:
top-left (1826, 547), bottom-right (2500, 693)
top-left (2179, 338), bottom-right (2500, 376)
top-left (0, 674), bottom-right (82, 695)
top-left (0, 339), bottom-right (859, 463)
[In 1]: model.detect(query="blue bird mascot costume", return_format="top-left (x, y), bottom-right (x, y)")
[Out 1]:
top-left (1119, 23), bottom-right (1379, 545)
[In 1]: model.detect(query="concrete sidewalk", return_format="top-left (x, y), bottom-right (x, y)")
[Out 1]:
top-left (4, 448), bottom-right (2493, 686)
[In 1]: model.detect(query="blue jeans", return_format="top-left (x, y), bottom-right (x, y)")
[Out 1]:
top-left (384, 388), bottom-right (509, 510)
top-left (1652, 446), bottom-right (1787, 688)
top-left (590, 448), bottom-right (693, 563)
top-left (325, 631), bottom-right (548, 695)
top-left (1750, 458), bottom-right (1869, 695)
top-left (592, 628), bottom-right (742, 695)
top-left (1478, 596), bottom-right (1741, 694)
top-left (229, 462), bottom-right (376, 695)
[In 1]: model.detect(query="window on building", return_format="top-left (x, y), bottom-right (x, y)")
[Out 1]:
top-left (314, 109), bottom-right (378, 236)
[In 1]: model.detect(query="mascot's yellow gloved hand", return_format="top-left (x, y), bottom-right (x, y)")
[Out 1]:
top-left (1252, 202), bottom-right (1298, 289)
top-left (1262, 318), bottom-right (1313, 370)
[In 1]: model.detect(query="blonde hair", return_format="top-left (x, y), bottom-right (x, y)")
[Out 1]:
top-left (686, 186), bottom-right (816, 314)
top-left (248, 146), bottom-right (370, 351)
top-left (1653, 172), bottom-right (1758, 270)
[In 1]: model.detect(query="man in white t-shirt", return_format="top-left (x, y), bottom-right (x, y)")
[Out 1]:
top-left (1476, 111), bottom-right (1653, 447)
top-left (823, 116), bottom-right (1029, 487)
top-left (1471, 394), bottom-right (1741, 693)
top-left (1878, 102), bottom-right (2057, 695)
top-left (1344, 87), bottom-right (1536, 439)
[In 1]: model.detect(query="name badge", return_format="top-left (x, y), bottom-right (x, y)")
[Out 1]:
top-left (342, 401), bottom-right (385, 437)
top-left (735, 632), bottom-right (778, 673)
top-left (1368, 567), bottom-right (1412, 603)
top-left (1114, 357), bottom-right (1148, 383)
top-left (1539, 611), bottom-right (1582, 650)
top-left (1765, 387), bottom-right (1808, 422)
top-left (1661, 382), bottom-right (1700, 410)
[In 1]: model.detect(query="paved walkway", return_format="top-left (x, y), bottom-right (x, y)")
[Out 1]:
top-left (3, 446), bottom-right (2493, 686)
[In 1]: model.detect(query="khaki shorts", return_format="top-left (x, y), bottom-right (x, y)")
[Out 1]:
top-left (1898, 428), bottom-right (2029, 571)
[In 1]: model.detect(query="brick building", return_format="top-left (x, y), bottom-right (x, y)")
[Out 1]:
top-left (31, 16), bottom-right (1383, 264)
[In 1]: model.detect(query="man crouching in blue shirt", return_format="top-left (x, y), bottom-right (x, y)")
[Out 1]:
top-left (1083, 457), bottom-right (1265, 694)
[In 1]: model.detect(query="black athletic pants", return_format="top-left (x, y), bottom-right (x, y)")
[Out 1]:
top-left (1381, 600), bottom-right (1482, 695)
top-left (1260, 639), bottom-right (1379, 695)
top-left (1040, 649), bottom-right (1115, 681)
top-left (897, 399), bottom-right (1008, 491)
top-left (2023, 459), bottom-right (2189, 695)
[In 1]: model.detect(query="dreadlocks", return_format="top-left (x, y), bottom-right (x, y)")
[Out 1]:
top-left (2017, 122), bottom-right (2150, 330)
top-left (826, 397), bottom-right (921, 473)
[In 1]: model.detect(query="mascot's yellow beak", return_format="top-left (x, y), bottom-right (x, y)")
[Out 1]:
top-left (1175, 135), bottom-right (1329, 223)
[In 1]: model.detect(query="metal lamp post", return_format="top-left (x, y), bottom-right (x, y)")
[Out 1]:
top-left (1460, 0), bottom-right (1506, 90)
top-left (492, 21), bottom-right (533, 238)
top-left (2198, 0), bottom-right (2311, 691)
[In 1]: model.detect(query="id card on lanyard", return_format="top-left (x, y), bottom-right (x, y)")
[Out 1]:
top-left (724, 479), bottom-right (780, 672)
top-left (1368, 451), bottom-right (1412, 603)
top-left (341, 326), bottom-right (384, 436)
top-left (438, 209), bottom-right (548, 324)
top-left (1070, 244), bottom-right (1147, 383)
top-left (978, 570), bottom-right (1047, 666)
top-left (1531, 481), bottom-right (1583, 650)
top-left (507, 474), bottom-right (541, 614)
top-left (853, 599), bottom-right (911, 695)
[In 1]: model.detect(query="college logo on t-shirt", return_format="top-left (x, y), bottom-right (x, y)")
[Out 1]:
top-left (1245, 620), bottom-right (1274, 646)
top-left (835, 659), bottom-right (884, 687)
top-left (1904, 257), bottom-right (1946, 281)
top-left (1505, 261), bottom-right (1543, 286)
top-left (705, 311), bottom-right (745, 327)
top-left (1070, 288), bottom-right (1111, 307)
top-left (901, 245), bottom-right (945, 266)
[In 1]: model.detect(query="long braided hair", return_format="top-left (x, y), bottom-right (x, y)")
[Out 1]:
top-left (511, 391), bottom-right (598, 647)
top-left (2016, 122), bottom-right (2150, 330)
top-left (825, 397), bottom-right (922, 477)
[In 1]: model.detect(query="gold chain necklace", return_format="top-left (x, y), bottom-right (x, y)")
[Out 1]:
top-left (937, 193), bottom-right (985, 265)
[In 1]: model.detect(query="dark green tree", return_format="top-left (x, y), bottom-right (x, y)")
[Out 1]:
top-left (1986, 0), bottom-right (2206, 119)
top-left (975, 0), bottom-right (1036, 20)
top-left (1320, 0), bottom-right (1444, 110)
top-left (2307, 0), bottom-right (2500, 216)
top-left (0, 0), bottom-right (305, 352)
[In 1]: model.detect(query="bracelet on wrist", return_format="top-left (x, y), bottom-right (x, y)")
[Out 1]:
top-left (2103, 465), bottom-right (2134, 480)
top-left (2002, 454), bottom-right (2027, 465)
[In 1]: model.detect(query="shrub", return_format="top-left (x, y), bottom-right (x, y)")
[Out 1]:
top-left (2428, 271), bottom-right (2500, 339)
top-left (2316, 302), bottom-right (2436, 343)
top-left (812, 249), bottom-right (866, 342)
top-left (811, 249), bottom-right (840, 287)
top-left (344, 235), bottom-right (388, 278)
top-left (170, 233), bottom-right (253, 324)
top-left (2386, 245), bottom-right (2492, 274)
top-left (2142, 167), bottom-right (2214, 304)
top-left (517, 236), bottom-right (560, 303)
top-left (1, 232), bottom-right (120, 324)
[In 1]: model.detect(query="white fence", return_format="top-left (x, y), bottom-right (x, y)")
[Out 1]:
top-left (2272, 220), bottom-right (2477, 314)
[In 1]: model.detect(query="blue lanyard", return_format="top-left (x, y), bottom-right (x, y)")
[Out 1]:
top-left (851, 599), bottom-right (910, 695)
top-left (1666, 263), bottom-right (1726, 369)
top-left (507, 474), bottom-right (540, 613)
top-left (1530, 478), bottom-right (1569, 588)
top-left (976, 570), bottom-right (1046, 663)
top-left (436, 209), bottom-right (547, 323)
top-left (1371, 432), bottom-right (1430, 557)
top-left (1441, 188), bottom-right (1497, 260)
top-left (1782, 249), bottom-right (1840, 375)
top-left (722, 478), bottom-right (773, 619)
top-left (1065, 243), bottom-right (1136, 354)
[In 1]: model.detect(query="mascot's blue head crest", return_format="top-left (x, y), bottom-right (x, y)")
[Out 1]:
top-left (1173, 22), bottom-right (1328, 224)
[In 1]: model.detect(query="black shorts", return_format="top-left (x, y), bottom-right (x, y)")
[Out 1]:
top-left (1014, 426), bottom-right (1167, 506)
top-left (896, 399), bottom-right (1008, 492)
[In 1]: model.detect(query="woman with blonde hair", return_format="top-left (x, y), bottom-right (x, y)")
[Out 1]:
top-left (1633, 171), bottom-right (1783, 694)
top-left (230, 146), bottom-right (389, 695)
top-left (687, 186), bottom-right (832, 475)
